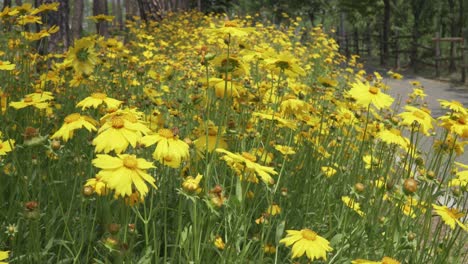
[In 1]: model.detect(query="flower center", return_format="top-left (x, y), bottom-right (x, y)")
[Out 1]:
top-left (0, 143), bottom-right (3, 149)
top-left (24, 97), bottom-right (33, 103)
top-left (301, 229), bottom-right (317, 241)
top-left (91, 92), bottom-right (107, 100)
top-left (368, 86), bottom-right (379, 94)
top-left (413, 111), bottom-right (426, 120)
top-left (76, 48), bottom-right (90, 62)
top-left (158, 128), bottom-right (174, 139)
top-left (112, 116), bottom-right (125, 128)
top-left (457, 117), bottom-right (466, 125)
top-left (224, 21), bottom-right (238, 27)
top-left (123, 156), bottom-right (138, 169)
top-left (241, 152), bottom-right (257, 162)
top-left (64, 113), bottom-right (81, 123)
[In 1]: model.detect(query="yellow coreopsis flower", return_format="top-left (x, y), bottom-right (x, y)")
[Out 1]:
top-left (216, 148), bottom-right (277, 184)
top-left (348, 79), bottom-right (394, 109)
top-left (182, 173), bottom-right (203, 193)
top-left (438, 99), bottom-right (467, 115)
top-left (280, 228), bottom-right (333, 261)
top-left (342, 196), bottom-right (365, 217)
top-left (438, 113), bottom-right (468, 137)
top-left (139, 128), bottom-right (190, 168)
top-left (321, 166), bottom-right (337, 178)
top-left (264, 52), bottom-right (306, 77)
top-left (376, 128), bottom-right (410, 150)
top-left (432, 204), bottom-right (468, 231)
top-left (274, 145), bottom-right (296, 155)
top-left (0, 137), bottom-right (14, 156)
top-left (93, 154), bottom-right (157, 198)
top-left (207, 20), bottom-right (254, 38)
top-left (65, 37), bottom-right (100, 75)
top-left (93, 109), bottom-right (151, 153)
top-left (352, 256), bottom-right (401, 264)
top-left (205, 77), bottom-right (243, 98)
top-left (9, 95), bottom-right (49, 110)
top-left (84, 177), bottom-right (108, 195)
top-left (0, 60), bottom-right (15, 70)
top-left (0, 250), bottom-right (9, 264)
top-left (398, 106), bottom-right (434, 136)
top-left (76, 92), bottom-right (122, 110)
top-left (51, 113), bottom-right (98, 142)
top-left (214, 236), bottom-right (225, 250)
top-left (87, 14), bottom-right (115, 22)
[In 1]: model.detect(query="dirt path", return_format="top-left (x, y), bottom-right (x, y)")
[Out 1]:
top-left (380, 74), bottom-right (468, 164)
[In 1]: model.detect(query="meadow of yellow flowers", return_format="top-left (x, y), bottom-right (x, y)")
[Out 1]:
top-left (0, 3), bottom-right (467, 264)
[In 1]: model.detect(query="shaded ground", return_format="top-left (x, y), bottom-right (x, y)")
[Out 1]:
top-left (363, 63), bottom-right (468, 164)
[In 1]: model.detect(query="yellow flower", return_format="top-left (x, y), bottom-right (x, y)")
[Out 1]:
top-left (432, 204), bottom-right (468, 231)
top-left (341, 196), bottom-right (365, 217)
top-left (449, 169), bottom-right (468, 188)
top-left (216, 148), bottom-right (277, 184)
top-left (0, 138), bottom-right (15, 155)
top-left (263, 243), bottom-right (276, 254)
top-left (51, 113), bottom-right (98, 142)
top-left (93, 154), bottom-right (157, 198)
top-left (410, 88), bottom-right (427, 99)
top-left (348, 79), bottom-right (394, 109)
top-left (0, 60), bottom-right (15, 70)
top-left (93, 109), bottom-right (151, 153)
top-left (139, 128), bottom-right (190, 168)
top-left (266, 204), bottom-right (281, 216)
top-left (388, 70), bottom-right (403, 80)
top-left (26, 90), bottom-right (54, 101)
top-left (9, 95), bottom-right (49, 110)
top-left (321, 166), bottom-right (337, 178)
top-left (182, 173), bottom-right (203, 193)
top-left (352, 256), bottom-right (400, 264)
top-left (438, 99), bottom-right (467, 115)
top-left (280, 228), bottom-right (333, 261)
top-left (398, 106), bottom-right (434, 136)
top-left (0, 250), bottom-right (9, 264)
top-left (65, 37), bottom-right (100, 75)
top-left (76, 93), bottom-right (122, 110)
top-left (264, 52), bottom-right (306, 77)
top-left (376, 128), bottom-right (410, 150)
top-left (274, 145), bottom-right (296, 155)
top-left (214, 236), bottom-right (225, 250)
top-left (87, 14), bottom-right (115, 22)
top-left (207, 20), bottom-right (254, 38)
top-left (252, 111), bottom-right (297, 130)
top-left (17, 14), bottom-right (42, 25)
top-left (205, 77), bottom-right (243, 98)
top-left (84, 177), bottom-right (108, 195)
top-left (438, 113), bottom-right (468, 137)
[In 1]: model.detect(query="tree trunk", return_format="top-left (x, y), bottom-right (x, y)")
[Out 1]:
top-left (37, 0), bottom-right (71, 52)
top-left (124, 0), bottom-right (139, 21)
top-left (114, 0), bottom-right (123, 31)
top-left (71, 0), bottom-right (84, 41)
top-left (448, 0), bottom-right (456, 71)
top-left (137, 0), bottom-right (163, 22)
top-left (410, 0), bottom-right (423, 71)
top-left (93, 0), bottom-right (109, 36)
top-left (382, 0), bottom-right (391, 66)
top-left (2, 0), bottom-right (12, 10)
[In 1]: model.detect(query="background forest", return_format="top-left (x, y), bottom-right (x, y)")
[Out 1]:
top-left (2, 0), bottom-right (467, 73)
